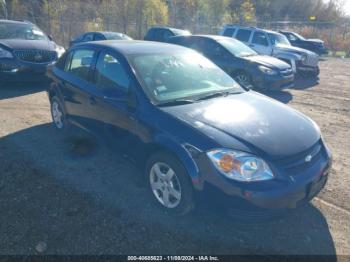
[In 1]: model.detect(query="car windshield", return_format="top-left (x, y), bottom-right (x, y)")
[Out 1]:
top-left (129, 51), bottom-right (244, 104)
top-left (0, 22), bottom-right (48, 40)
top-left (268, 32), bottom-right (290, 46)
top-left (104, 32), bottom-right (132, 40)
top-left (218, 38), bottom-right (257, 57)
top-left (172, 29), bottom-right (191, 36)
top-left (293, 32), bottom-right (305, 40)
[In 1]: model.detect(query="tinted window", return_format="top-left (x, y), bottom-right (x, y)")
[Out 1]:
top-left (236, 29), bottom-right (252, 42)
top-left (201, 39), bottom-right (227, 57)
top-left (163, 30), bottom-right (174, 41)
top-left (223, 28), bottom-right (236, 37)
top-left (252, 31), bottom-right (268, 46)
top-left (83, 33), bottom-right (94, 41)
top-left (94, 33), bottom-right (105, 41)
top-left (56, 52), bottom-right (69, 70)
top-left (95, 53), bottom-right (130, 93)
top-left (67, 49), bottom-right (94, 80)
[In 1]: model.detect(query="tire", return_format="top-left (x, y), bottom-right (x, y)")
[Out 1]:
top-left (146, 151), bottom-right (195, 215)
top-left (50, 96), bottom-right (67, 131)
top-left (234, 71), bottom-right (253, 89)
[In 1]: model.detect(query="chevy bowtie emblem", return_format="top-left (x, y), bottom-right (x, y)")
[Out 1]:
top-left (305, 155), bottom-right (312, 162)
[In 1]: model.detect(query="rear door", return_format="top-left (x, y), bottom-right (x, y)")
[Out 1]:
top-left (61, 48), bottom-right (97, 128)
top-left (250, 31), bottom-right (272, 55)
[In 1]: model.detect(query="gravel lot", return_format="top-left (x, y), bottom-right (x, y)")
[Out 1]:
top-left (0, 58), bottom-right (349, 255)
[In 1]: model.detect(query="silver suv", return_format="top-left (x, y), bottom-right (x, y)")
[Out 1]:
top-left (220, 25), bottom-right (319, 77)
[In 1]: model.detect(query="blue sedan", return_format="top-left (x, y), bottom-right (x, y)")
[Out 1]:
top-left (46, 41), bottom-right (332, 215)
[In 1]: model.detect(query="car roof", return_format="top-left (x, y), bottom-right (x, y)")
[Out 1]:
top-left (76, 40), bottom-right (191, 55)
top-left (170, 34), bottom-right (233, 41)
top-left (0, 19), bottom-right (32, 25)
top-left (148, 26), bottom-right (188, 33)
top-left (223, 24), bottom-right (279, 34)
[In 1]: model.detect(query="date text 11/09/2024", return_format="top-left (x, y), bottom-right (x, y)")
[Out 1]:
top-left (127, 256), bottom-right (220, 261)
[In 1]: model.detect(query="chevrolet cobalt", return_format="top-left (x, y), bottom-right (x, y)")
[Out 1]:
top-left (47, 41), bottom-right (332, 215)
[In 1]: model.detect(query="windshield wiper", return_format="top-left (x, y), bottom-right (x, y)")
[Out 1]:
top-left (156, 99), bottom-right (196, 107)
top-left (196, 91), bottom-right (240, 101)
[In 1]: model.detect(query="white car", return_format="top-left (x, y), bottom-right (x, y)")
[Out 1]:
top-left (220, 25), bottom-right (320, 77)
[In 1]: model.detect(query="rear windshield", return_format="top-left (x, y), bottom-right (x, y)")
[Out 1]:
top-left (104, 32), bottom-right (133, 40)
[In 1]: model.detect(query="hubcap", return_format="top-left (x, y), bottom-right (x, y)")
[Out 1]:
top-left (235, 74), bottom-right (252, 88)
top-left (149, 162), bottom-right (182, 208)
top-left (52, 101), bottom-right (63, 129)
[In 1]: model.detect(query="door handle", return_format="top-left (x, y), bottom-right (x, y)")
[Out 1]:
top-left (249, 44), bottom-right (255, 47)
top-left (89, 96), bottom-right (97, 105)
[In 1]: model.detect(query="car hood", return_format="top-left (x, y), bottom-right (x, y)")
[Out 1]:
top-left (0, 39), bottom-right (56, 51)
top-left (242, 55), bottom-right (291, 70)
top-left (274, 44), bottom-right (315, 56)
top-left (160, 91), bottom-right (320, 159)
top-left (307, 39), bottom-right (324, 44)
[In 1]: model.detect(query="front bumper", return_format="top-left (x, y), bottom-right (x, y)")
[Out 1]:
top-left (0, 58), bottom-right (52, 82)
top-left (252, 71), bottom-right (294, 91)
top-left (195, 142), bottom-right (332, 210)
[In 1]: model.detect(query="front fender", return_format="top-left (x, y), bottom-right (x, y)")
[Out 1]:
top-left (153, 133), bottom-right (204, 190)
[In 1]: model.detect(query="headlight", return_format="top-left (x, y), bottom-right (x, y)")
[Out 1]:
top-left (207, 149), bottom-right (274, 182)
top-left (0, 47), bottom-right (13, 58)
top-left (55, 45), bottom-right (65, 58)
top-left (258, 65), bottom-right (277, 75)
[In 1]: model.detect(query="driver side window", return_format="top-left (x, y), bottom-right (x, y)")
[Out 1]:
top-left (94, 52), bottom-right (130, 95)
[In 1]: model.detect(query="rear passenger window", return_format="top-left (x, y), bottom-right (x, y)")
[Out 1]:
top-left (95, 53), bottom-right (130, 93)
top-left (252, 32), bottom-right (268, 46)
top-left (66, 49), bottom-right (94, 80)
top-left (236, 29), bottom-right (252, 42)
top-left (223, 28), bottom-right (236, 37)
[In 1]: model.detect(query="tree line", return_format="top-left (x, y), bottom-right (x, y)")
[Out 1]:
top-left (0, 0), bottom-right (346, 46)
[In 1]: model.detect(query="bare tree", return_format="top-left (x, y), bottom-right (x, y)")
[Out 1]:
top-left (1, 0), bottom-right (8, 19)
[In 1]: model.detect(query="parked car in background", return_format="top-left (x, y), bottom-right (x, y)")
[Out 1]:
top-left (144, 26), bottom-right (191, 42)
top-left (47, 41), bottom-right (332, 215)
top-left (279, 30), bottom-right (329, 55)
top-left (70, 31), bottom-right (132, 47)
top-left (168, 35), bottom-right (294, 90)
top-left (0, 19), bottom-right (65, 83)
top-left (220, 25), bottom-right (320, 77)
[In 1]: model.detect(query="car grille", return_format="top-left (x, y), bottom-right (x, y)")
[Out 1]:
top-left (304, 54), bottom-right (319, 67)
top-left (277, 140), bottom-right (325, 175)
top-left (13, 50), bottom-right (57, 63)
top-left (280, 68), bottom-right (293, 76)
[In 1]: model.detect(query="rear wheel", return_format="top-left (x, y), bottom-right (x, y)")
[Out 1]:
top-left (146, 152), bottom-right (195, 215)
top-left (50, 96), bottom-right (67, 131)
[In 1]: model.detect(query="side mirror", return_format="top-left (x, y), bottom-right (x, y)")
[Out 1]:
top-left (48, 35), bottom-right (53, 41)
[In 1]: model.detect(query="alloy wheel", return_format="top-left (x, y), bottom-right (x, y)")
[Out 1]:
top-left (52, 100), bottom-right (64, 129)
top-left (149, 162), bottom-right (182, 208)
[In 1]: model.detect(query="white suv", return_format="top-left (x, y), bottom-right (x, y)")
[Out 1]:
top-left (220, 25), bottom-right (319, 77)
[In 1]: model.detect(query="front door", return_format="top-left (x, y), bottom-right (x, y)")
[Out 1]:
top-left (91, 51), bottom-right (140, 148)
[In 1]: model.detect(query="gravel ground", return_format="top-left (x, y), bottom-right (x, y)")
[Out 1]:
top-left (0, 58), bottom-right (349, 255)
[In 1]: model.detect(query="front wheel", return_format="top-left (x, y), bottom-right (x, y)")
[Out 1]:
top-left (234, 72), bottom-right (253, 89)
top-left (146, 152), bottom-right (195, 215)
